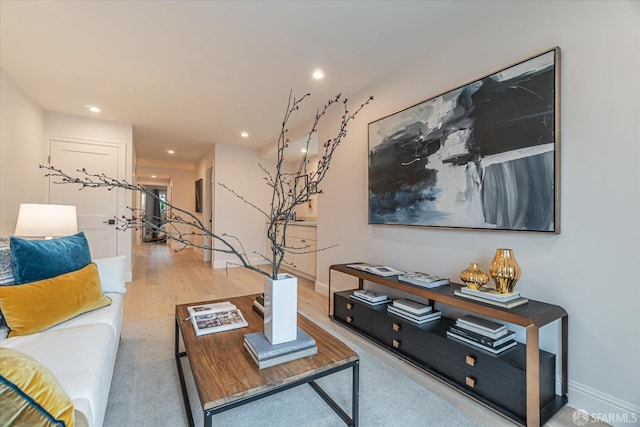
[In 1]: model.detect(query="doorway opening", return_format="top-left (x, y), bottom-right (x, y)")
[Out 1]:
top-left (141, 185), bottom-right (168, 243)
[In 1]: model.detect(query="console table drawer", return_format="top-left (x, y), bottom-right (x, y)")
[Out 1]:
top-left (431, 333), bottom-right (525, 392)
top-left (431, 352), bottom-right (528, 418)
top-left (431, 333), bottom-right (555, 408)
top-left (371, 310), bottom-right (432, 365)
top-left (334, 293), bottom-right (372, 335)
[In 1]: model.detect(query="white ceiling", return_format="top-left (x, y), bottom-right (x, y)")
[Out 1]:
top-left (1, 0), bottom-right (487, 165)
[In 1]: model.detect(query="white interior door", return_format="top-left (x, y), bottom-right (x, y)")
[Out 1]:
top-left (49, 139), bottom-right (120, 259)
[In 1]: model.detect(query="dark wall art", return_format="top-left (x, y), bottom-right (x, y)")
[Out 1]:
top-left (195, 178), bottom-right (203, 213)
top-left (368, 48), bottom-right (560, 233)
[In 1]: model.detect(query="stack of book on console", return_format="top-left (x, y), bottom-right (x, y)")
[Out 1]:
top-left (346, 263), bottom-right (405, 277)
top-left (350, 289), bottom-right (391, 306)
top-left (244, 327), bottom-right (317, 369)
top-left (387, 299), bottom-right (441, 324)
top-left (447, 314), bottom-right (517, 354)
top-left (253, 294), bottom-right (265, 317)
top-left (187, 302), bottom-right (248, 336)
top-left (398, 272), bottom-right (450, 289)
top-left (454, 286), bottom-right (528, 308)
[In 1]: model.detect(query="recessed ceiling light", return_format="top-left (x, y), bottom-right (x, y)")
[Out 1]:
top-left (86, 105), bottom-right (101, 113)
top-left (167, 149), bottom-right (175, 155)
top-left (241, 131), bottom-right (249, 138)
top-left (151, 175), bottom-right (156, 178)
top-left (301, 148), bottom-right (307, 153)
top-left (312, 69), bottom-right (324, 80)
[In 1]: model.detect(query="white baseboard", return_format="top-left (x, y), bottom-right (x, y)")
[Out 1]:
top-left (278, 267), bottom-right (315, 282)
top-left (315, 280), bottom-right (329, 296)
top-left (125, 272), bottom-right (132, 283)
top-left (213, 258), bottom-right (268, 270)
top-left (566, 379), bottom-right (639, 426)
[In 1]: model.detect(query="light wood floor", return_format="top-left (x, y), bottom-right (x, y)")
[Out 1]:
top-left (123, 242), bottom-right (326, 324)
top-left (124, 243), bottom-right (596, 427)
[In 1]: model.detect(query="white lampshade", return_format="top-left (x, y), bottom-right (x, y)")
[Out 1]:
top-left (14, 203), bottom-right (78, 239)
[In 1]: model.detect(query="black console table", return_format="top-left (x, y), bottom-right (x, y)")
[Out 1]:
top-left (329, 263), bottom-right (568, 427)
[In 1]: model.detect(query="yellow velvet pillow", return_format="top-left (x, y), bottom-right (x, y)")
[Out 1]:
top-left (0, 263), bottom-right (111, 337)
top-left (0, 347), bottom-right (75, 427)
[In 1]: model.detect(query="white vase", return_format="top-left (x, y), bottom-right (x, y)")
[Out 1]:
top-left (264, 273), bottom-right (298, 345)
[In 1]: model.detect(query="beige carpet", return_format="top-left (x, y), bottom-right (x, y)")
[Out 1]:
top-left (104, 315), bottom-right (480, 427)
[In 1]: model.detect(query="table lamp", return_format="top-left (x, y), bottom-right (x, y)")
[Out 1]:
top-left (14, 203), bottom-right (78, 239)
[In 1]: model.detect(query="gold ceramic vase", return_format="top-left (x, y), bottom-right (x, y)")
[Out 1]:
top-left (489, 248), bottom-right (521, 294)
top-left (459, 263), bottom-right (490, 290)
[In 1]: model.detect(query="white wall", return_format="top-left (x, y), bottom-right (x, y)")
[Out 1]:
top-left (290, 156), bottom-right (318, 220)
top-left (167, 170), bottom-right (196, 251)
top-left (45, 112), bottom-right (133, 148)
top-left (314, 1), bottom-right (639, 423)
top-left (0, 69), bottom-right (46, 235)
top-left (193, 148), bottom-right (215, 256)
top-left (0, 70), bottom-right (136, 281)
top-left (213, 144), bottom-right (273, 269)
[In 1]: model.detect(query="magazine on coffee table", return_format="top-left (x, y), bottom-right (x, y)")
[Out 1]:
top-left (188, 302), bottom-right (248, 336)
top-left (187, 301), bottom-right (236, 317)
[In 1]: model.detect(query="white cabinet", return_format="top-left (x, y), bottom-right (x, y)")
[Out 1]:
top-left (293, 235), bottom-right (317, 277)
top-left (283, 228), bottom-right (295, 268)
top-left (278, 224), bottom-right (317, 279)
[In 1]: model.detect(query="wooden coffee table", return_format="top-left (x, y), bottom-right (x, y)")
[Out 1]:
top-left (175, 295), bottom-right (360, 427)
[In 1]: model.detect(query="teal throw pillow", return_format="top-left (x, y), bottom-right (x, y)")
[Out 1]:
top-left (10, 231), bottom-right (92, 284)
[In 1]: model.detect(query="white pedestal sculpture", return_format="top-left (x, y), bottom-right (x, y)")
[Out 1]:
top-left (264, 273), bottom-right (298, 345)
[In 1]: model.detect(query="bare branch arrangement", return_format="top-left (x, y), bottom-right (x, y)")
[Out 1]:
top-left (42, 91), bottom-right (373, 279)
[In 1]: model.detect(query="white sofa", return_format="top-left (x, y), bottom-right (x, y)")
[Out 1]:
top-left (0, 256), bottom-right (125, 427)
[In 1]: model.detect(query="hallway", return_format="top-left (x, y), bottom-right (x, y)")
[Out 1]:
top-left (122, 243), bottom-right (325, 324)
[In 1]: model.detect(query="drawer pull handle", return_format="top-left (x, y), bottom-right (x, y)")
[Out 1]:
top-left (392, 339), bottom-right (401, 349)
top-left (346, 303), bottom-right (353, 310)
top-left (392, 323), bottom-right (401, 332)
top-left (346, 316), bottom-right (353, 324)
top-left (465, 355), bottom-right (476, 367)
top-left (465, 376), bottom-right (476, 388)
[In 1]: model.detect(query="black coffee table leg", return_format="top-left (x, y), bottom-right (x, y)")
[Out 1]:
top-left (352, 360), bottom-right (359, 426)
top-left (175, 317), bottom-right (195, 427)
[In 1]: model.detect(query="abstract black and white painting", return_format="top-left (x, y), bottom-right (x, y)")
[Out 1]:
top-left (368, 48), bottom-right (559, 232)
